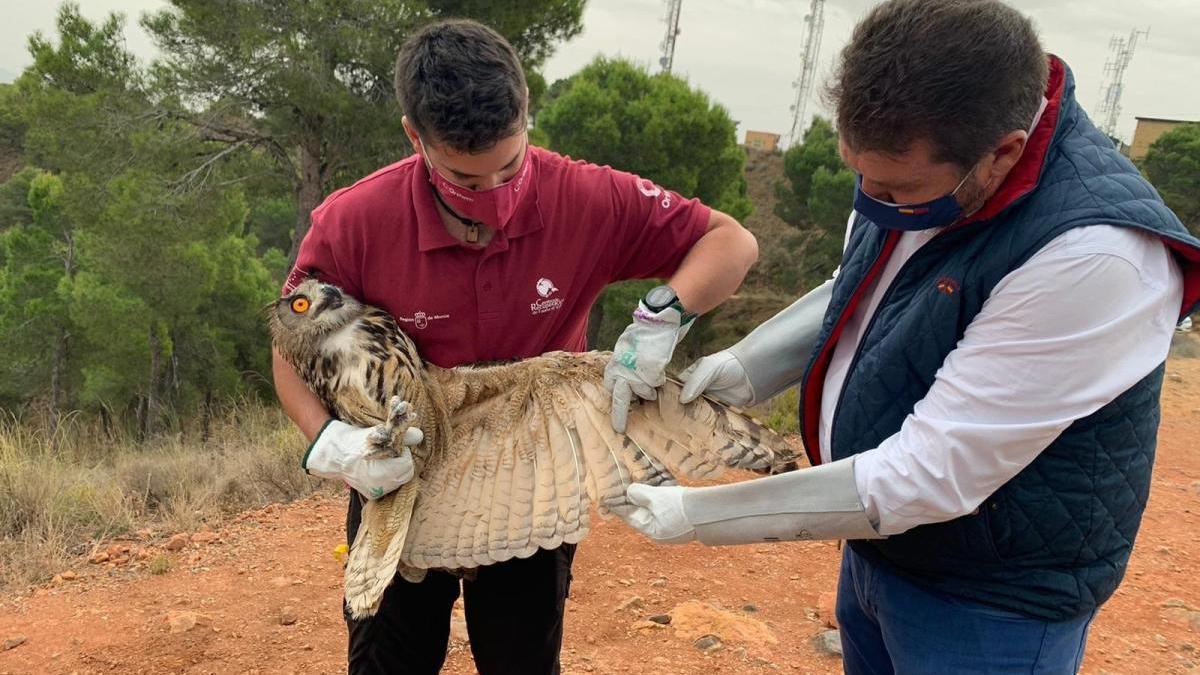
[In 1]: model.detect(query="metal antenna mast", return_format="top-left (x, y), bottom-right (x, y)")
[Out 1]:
top-left (1096, 27), bottom-right (1149, 140)
top-left (786, 0), bottom-right (826, 146)
top-left (659, 0), bottom-right (683, 73)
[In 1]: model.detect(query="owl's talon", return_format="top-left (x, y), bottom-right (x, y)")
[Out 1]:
top-left (364, 426), bottom-right (397, 459)
top-left (370, 396), bottom-right (420, 456)
top-left (368, 427), bottom-right (390, 444)
top-left (386, 397), bottom-right (415, 429)
top-left (389, 397), bottom-right (409, 418)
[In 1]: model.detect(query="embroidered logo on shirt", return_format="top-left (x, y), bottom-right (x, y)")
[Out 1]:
top-left (530, 277), bottom-right (564, 315)
top-left (935, 277), bottom-right (960, 296)
top-left (397, 311), bottom-right (450, 330)
top-left (536, 277), bottom-right (559, 298)
top-left (531, 298), bottom-right (563, 315)
top-left (636, 178), bottom-right (672, 209)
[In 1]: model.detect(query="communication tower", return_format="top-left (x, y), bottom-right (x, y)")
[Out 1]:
top-left (659, 0), bottom-right (684, 73)
top-left (786, 0), bottom-right (827, 146)
top-left (1096, 28), bottom-right (1149, 140)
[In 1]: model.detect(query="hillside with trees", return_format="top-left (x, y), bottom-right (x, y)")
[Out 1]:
top-left (0, 2), bottom-right (584, 435)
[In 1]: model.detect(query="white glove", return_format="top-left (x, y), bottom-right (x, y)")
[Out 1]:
top-left (678, 351), bottom-right (754, 406)
top-left (622, 483), bottom-right (696, 543)
top-left (303, 399), bottom-right (424, 500)
top-left (682, 280), bottom-right (835, 408)
top-left (618, 457), bottom-right (882, 545)
top-left (604, 300), bottom-right (694, 433)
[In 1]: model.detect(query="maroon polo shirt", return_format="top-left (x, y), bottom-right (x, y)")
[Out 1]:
top-left (283, 146), bottom-right (711, 368)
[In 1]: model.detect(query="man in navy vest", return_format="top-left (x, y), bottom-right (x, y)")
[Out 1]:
top-left (615, 0), bottom-right (1200, 672)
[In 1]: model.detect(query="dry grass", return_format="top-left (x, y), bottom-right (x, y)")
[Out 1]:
top-left (755, 386), bottom-right (800, 436)
top-left (0, 403), bottom-right (326, 590)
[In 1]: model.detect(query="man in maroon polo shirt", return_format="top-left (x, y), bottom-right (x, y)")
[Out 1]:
top-left (272, 19), bottom-right (758, 675)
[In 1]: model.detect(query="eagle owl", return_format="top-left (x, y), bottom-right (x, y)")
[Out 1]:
top-left (269, 279), bottom-right (795, 618)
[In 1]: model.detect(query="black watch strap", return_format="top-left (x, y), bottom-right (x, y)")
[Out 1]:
top-left (643, 284), bottom-right (694, 319)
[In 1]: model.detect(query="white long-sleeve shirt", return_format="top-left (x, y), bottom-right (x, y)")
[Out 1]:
top-left (818, 218), bottom-right (1184, 536)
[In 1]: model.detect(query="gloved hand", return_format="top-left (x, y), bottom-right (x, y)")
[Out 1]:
top-left (604, 300), bottom-right (694, 433)
top-left (303, 398), bottom-right (424, 500)
top-left (678, 280), bottom-right (835, 409)
top-left (678, 351), bottom-right (753, 406)
top-left (620, 483), bottom-right (696, 543)
top-left (617, 456), bottom-right (883, 545)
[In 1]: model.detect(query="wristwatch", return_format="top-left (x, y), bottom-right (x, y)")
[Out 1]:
top-left (643, 285), bottom-right (694, 318)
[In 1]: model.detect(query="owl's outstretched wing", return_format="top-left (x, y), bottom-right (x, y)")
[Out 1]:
top-left (400, 351), bottom-right (795, 571)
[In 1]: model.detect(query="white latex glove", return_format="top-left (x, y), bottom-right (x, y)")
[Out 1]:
top-left (604, 301), bottom-right (694, 433)
top-left (303, 399), bottom-right (424, 500)
top-left (678, 350), bottom-right (754, 406)
top-left (621, 483), bottom-right (696, 544)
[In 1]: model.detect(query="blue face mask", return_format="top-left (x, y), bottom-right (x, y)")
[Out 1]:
top-left (852, 97), bottom-right (1047, 231)
top-left (852, 169), bottom-right (975, 231)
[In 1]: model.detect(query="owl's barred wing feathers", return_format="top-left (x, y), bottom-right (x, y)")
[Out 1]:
top-left (400, 352), bottom-right (793, 571)
top-left (269, 282), bottom-right (794, 620)
top-left (344, 479), bottom-right (420, 618)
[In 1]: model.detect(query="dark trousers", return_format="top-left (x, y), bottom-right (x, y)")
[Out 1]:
top-left (344, 491), bottom-right (576, 675)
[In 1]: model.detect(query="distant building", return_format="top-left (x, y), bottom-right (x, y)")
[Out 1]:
top-left (1129, 117), bottom-right (1198, 161)
top-left (744, 130), bottom-right (781, 153)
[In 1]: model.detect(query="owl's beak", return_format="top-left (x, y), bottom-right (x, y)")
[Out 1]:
top-left (314, 285), bottom-right (344, 315)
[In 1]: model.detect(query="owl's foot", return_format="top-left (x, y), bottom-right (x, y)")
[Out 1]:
top-left (364, 396), bottom-right (423, 459)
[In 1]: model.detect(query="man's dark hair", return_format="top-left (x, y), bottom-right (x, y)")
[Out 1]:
top-left (829, 0), bottom-right (1049, 169)
top-left (395, 19), bottom-right (528, 153)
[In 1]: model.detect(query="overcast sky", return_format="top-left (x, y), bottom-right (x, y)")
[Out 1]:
top-left (1, 0), bottom-right (1196, 145)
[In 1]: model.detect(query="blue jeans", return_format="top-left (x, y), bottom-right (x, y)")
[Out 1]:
top-left (837, 546), bottom-right (1096, 674)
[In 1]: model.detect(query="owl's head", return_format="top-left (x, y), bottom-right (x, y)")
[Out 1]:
top-left (268, 278), bottom-right (365, 362)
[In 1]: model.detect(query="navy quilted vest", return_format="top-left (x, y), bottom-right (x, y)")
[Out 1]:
top-left (798, 60), bottom-right (1200, 621)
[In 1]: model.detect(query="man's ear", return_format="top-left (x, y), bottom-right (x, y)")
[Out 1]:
top-left (983, 129), bottom-right (1029, 186)
top-left (401, 115), bottom-right (423, 154)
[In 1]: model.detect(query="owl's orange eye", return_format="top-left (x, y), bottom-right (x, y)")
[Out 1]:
top-left (290, 296), bottom-right (310, 314)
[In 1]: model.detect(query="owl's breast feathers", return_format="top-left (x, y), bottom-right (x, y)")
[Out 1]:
top-left (284, 309), bottom-right (444, 456)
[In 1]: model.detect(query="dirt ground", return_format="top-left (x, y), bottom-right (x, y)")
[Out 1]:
top-left (3, 359), bottom-right (1200, 675)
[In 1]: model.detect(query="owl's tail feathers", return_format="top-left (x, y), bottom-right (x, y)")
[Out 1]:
top-left (343, 478), bottom-right (420, 619)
